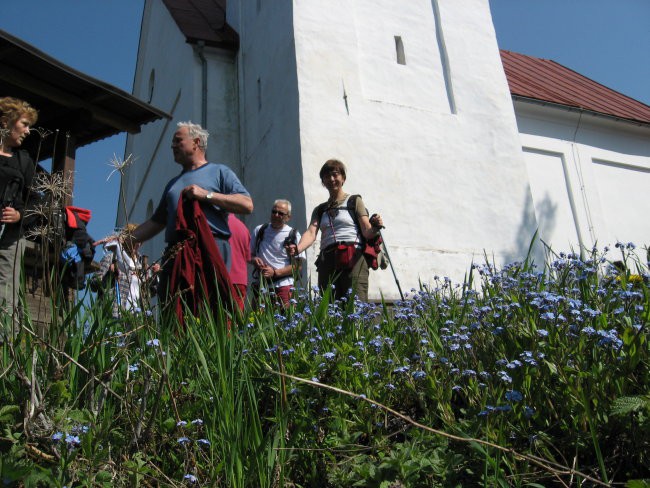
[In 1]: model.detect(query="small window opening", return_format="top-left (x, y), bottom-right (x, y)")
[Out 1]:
top-left (148, 69), bottom-right (156, 103)
top-left (395, 36), bottom-right (406, 65)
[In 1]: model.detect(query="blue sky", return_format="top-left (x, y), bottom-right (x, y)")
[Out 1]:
top-left (2, 0), bottom-right (145, 244)
top-left (2, 0), bottom-right (649, 246)
top-left (489, 0), bottom-right (650, 106)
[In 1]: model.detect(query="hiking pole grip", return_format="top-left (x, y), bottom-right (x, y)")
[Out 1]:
top-left (378, 230), bottom-right (404, 301)
top-left (370, 214), bottom-right (385, 229)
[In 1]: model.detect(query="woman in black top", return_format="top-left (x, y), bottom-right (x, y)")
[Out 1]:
top-left (0, 97), bottom-right (38, 331)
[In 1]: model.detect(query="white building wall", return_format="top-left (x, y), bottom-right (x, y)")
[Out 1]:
top-left (292, 0), bottom-right (537, 298)
top-left (515, 102), bottom-right (650, 257)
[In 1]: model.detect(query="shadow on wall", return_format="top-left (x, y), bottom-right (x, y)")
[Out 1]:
top-left (240, 2), bottom-right (307, 284)
top-left (243, 1), bottom-right (304, 232)
top-left (502, 191), bottom-right (557, 268)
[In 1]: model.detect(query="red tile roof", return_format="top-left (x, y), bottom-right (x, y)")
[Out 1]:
top-left (501, 49), bottom-right (650, 125)
top-left (162, 0), bottom-right (238, 49)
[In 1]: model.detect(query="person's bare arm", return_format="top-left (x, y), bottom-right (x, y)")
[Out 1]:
top-left (272, 258), bottom-right (303, 279)
top-left (359, 214), bottom-right (384, 240)
top-left (211, 192), bottom-right (253, 214)
top-left (131, 219), bottom-right (165, 243)
top-left (289, 221), bottom-right (318, 256)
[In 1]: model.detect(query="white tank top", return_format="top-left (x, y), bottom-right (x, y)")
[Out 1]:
top-left (319, 196), bottom-right (360, 249)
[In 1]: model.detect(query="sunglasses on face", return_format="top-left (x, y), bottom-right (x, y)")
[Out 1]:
top-left (271, 209), bottom-right (288, 217)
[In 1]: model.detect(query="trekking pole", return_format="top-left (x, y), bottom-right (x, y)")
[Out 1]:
top-left (378, 230), bottom-right (404, 301)
top-left (285, 234), bottom-right (302, 291)
top-left (112, 254), bottom-right (121, 309)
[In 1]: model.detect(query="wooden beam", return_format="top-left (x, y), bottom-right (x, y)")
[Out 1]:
top-left (0, 65), bottom-right (141, 133)
top-left (52, 132), bottom-right (77, 207)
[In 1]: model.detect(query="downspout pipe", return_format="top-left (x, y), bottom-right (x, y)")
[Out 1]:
top-left (194, 41), bottom-right (208, 128)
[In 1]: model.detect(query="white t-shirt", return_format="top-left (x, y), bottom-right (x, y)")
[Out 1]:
top-left (104, 240), bottom-right (142, 310)
top-left (251, 224), bottom-right (305, 287)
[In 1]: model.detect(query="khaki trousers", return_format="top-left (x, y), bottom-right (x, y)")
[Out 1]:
top-left (317, 247), bottom-right (369, 302)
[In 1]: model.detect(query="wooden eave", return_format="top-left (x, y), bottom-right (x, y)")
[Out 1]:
top-left (0, 29), bottom-right (170, 163)
top-left (162, 0), bottom-right (239, 50)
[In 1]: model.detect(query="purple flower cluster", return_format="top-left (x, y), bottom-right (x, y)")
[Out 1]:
top-left (51, 424), bottom-right (89, 450)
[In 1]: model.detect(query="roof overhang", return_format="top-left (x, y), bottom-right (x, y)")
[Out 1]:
top-left (501, 49), bottom-right (650, 128)
top-left (162, 0), bottom-right (239, 50)
top-left (0, 29), bottom-right (171, 162)
top-left (512, 95), bottom-right (650, 129)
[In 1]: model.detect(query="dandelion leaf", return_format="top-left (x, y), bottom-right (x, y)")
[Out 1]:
top-left (610, 396), bottom-right (649, 416)
top-left (626, 481), bottom-right (650, 488)
top-left (0, 404), bottom-right (20, 424)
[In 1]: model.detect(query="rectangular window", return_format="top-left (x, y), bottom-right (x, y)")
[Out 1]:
top-left (395, 36), bottom-right (406, 65)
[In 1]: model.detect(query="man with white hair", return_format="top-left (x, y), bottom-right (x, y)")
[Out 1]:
top-left (131, 121), bottom-right (253, 305)
top-left (251, 199), bottom-right (305, 306)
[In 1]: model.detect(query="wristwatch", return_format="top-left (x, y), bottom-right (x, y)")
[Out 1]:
top-left (205, 192), bottom-right (214, 201)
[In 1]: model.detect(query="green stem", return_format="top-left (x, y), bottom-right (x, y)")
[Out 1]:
top-left (580, 389), bottom-right (608, 483)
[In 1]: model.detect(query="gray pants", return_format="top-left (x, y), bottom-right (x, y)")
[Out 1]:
top-left (0, 238), bottom-right (25, 341)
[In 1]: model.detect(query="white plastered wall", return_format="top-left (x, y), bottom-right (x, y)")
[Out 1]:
top-left (228, 0), bottom-right (303, 230)
top-left (515, 101), bottom-right (650, 259)
top-left (292, 0), bottom-right (537, 298)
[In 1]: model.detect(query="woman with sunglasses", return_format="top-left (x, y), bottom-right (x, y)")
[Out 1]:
top-left (289, 159), bottom-right (383, 302)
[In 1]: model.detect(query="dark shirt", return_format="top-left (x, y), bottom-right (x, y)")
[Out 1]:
top-left (0, 150), bottom-right (34, 245)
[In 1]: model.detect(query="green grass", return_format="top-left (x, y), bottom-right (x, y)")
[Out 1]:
top-left (1, 244), bottom-right (649, 486)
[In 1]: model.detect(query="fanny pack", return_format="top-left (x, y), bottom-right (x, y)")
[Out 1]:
top-left (335, 243), bottom-right (357, 270)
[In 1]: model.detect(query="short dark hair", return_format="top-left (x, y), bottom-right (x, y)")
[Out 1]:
top-left (319, 159), bottom-right (347, 180)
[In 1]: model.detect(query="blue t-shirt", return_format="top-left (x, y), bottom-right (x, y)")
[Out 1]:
top-left (152, 163), bottom-right (250, 242)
